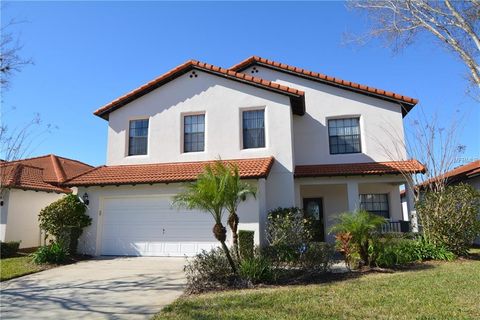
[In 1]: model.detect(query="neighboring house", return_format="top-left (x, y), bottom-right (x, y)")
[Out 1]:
top-left (0, 155), bottom-right (93, 248)
top-left (401, 160), bottom-right (480, 244)
top-left (65, 57), bottom-right (424, 257)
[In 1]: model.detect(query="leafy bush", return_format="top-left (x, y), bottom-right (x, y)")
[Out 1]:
top-left (238, 230), bottom-right (255, 260)
top-left (0, 241), bottom-right (20, 258)
top-left (184, 248), bottom-right (245, 294)
top-left (330, 210), bottom-right (386, 266)
top-left (374, 237), bottom-right (455, 268)
top-left (239, 256), bottom-right (273, 284)
top-left (416, 183), bottom-right (480, 255)
top-left (300, 242), bottom-right (335, 272)
top-left (39, 194), bottom-right (91, 254)
top-left (266, 207), bottom-right (314, 264)
top-left (32, 243), bottom-right (68, 264)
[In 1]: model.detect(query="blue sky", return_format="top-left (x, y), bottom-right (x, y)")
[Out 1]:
top-left (2, 1), bottom-right (479, 166)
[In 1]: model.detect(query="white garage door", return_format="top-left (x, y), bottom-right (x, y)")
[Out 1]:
top-left (100, 196), bottom-right (224, 256)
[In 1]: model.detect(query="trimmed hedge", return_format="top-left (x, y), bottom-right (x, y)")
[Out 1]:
top-left (0, 241), bottom-right (20, 258)
top-left (238, 230), bottom-right (254, 260)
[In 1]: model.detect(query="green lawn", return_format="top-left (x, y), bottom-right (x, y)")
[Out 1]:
top-left (0, 255), bottom-right (48, 281)
top-left (156, 259), bottom-right (480, 320)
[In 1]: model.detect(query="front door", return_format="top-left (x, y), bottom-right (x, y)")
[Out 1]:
top-left (303, 198), bottom-right (325, 242)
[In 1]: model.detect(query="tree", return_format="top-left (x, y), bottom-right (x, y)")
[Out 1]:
top-left (219, 162), bottom-right (256, 259)
top-left (416, 183), bottom-right (480, 255)
top-left (1, 19), bottom-right (33, 89)
top-left (173, 163), bottom-right (237, 273)
top-left (349, 0), bottom-right (480, 91)
top-left (39, 194), bottom-right (92, 254)
top-left (330, 210), bottom-right (387, 266)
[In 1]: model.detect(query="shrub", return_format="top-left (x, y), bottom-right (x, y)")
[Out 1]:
top-left (0, 241), bottom-right (21, 258)
top-left (184, 248), bottom-right (245, 294)
top-left (330, 210), bottom-right (386, 266)
top-left (374, 237), bottom-right (455, 268)
top-left (416, 183), bottom-right (480, 255)
top-left (32, 243), bottom-right (68, 264)
top-left (239, 256), bottom-right (273, 284)
top-left (39, 194), bottom-right (91, 254)
top-left (300, 242), bottom-right (335, 272)
top-left (265, 207), bottom-right (314, 264)
top-left (238, 230), bottom-right (255, 260)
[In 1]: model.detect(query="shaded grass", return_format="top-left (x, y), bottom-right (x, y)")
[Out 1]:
top-left (0, 255), bottom-right (49, 281)
top-left (155, 259), bottom-right (480, 320)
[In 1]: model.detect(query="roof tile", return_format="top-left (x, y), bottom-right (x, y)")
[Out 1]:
top-left (230, 56), bottom-right (418, 106)
top-left (94, 60), bottom-right (304, 119)
top-left (65, 157), bottom-right (275, 187)
top-left (295, 160), bottom-right (425, 178)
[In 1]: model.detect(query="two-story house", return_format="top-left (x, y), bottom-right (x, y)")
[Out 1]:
top-left (65, 57), bottom-right (424, 257)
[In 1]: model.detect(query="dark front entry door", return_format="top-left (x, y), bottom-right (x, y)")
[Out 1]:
top-left (303, 198), bottom-right (325, 241)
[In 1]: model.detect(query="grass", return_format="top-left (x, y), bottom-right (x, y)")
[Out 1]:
top-left (0, 254), bottom-right (49, 281)
top-left (156, 258), bottom-right (480, 320)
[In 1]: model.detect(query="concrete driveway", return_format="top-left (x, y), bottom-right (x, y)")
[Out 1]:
top-left (0, 257), bottom-right (186, 320)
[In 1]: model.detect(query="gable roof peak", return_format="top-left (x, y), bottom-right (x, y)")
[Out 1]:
top-left (230, 56), bottom-right (419, 116)
top-left (94, 59), bottom-right (305, 120)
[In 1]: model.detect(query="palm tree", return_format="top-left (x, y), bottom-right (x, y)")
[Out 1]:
top-left (219, 163), bottom-right (256, 259)
top-left (329, 210), bottom-right (386, 266)
top-left (172, 163), bottom-right (237, 273)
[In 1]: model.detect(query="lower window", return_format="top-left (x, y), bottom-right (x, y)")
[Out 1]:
top-left (359, 193), bottom-right (389, 219)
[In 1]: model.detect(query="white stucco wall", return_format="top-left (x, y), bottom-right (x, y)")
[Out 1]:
top-left (242, 66), bottom-right (407, 165)
top-left (2, 189), bottom-right (64, 248)
top-left (105, 69), bottom-right (296, 209)
top-left (77, 181), bottom-right (264, 256)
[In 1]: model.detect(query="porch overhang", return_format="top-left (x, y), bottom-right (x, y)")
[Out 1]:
top-left (294, 160), bottom-right (425, 178)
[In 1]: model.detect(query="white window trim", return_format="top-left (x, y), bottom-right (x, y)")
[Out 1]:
top-left (125, 116), bottom-right (150, 158)
top-left (180, 111), bottom-right (207, 154)
top-left (325, 114), bottom-right (365, 156)
top-left (239, 106), bottom-right (267, 151)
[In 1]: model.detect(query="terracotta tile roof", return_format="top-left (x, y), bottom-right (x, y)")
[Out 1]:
top-left (230, 56), bottom-right (418, 116)
top-left (1, 155), bottom-right (93, 193)
top-left (94, 60), bottom-right (305, 120)
top-left (424, 160), bottom-right (480, 185)
top-left (4, 154), bottom-right (93, 183)
top-left (295, 160), bottom-right (425, 178)
top-left (1, 163), bottom-right (71, 193)
top-left (65, 157), bottom-right (275, 187)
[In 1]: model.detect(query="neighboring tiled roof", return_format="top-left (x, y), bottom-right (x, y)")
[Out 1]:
top-left (230, 56), bottom-right (418, 116)
top-left (424, 160), bottom-right (480, 185)
top-left (1, 155), bottom-right (93, 193)
top-left (94, 60), bottom-right (306, 120)
top-left (4, 154), bottom-right (93, 183)
top-left (295, 160), bottom-right (425, 178)
top-left (1, 164), bottom-right (71, 193)
top-left (65, 157), bottom-right (275, 186)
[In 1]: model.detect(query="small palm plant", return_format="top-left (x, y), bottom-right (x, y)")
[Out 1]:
top-left (220, 163), bottom-right (256, 259)
top-left (330, 210), bottom-right (386, 266)
top-left (173, 163), bottom-right (237, 273)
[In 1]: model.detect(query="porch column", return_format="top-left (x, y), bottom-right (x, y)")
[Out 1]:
top-left (405, 176), bottom-right (418, 232)
top-left (257, 178), bottom-right (267, 246)
top-left (347, 181), bottom-right (359, 212)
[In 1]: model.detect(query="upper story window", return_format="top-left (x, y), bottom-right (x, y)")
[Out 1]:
top-left (128, 119), bottom-right (149, 156)
top-left (184, 114), bottom-right (205, 153)
top-left (360, 194), bottom-right (389, 219)
top-left (328, 118), bottom-right (361, 154)
top-left (243, 109), bottom-right (265, 149)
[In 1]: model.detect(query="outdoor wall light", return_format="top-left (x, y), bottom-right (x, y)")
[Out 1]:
top-left (82, 193), bottom-right (89, 206)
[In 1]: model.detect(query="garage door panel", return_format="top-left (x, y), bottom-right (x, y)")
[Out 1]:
top-left (100, 196), bottom-right (226, 256)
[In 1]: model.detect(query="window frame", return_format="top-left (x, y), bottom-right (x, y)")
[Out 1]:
top-left (127, 118), bottom-right (149, 156)
top-left (359, 193), bottom-right (390, 219)
top-left (182, 113), bottom-right (206, 153)
top-left (241, 108), bottom-right (266, 150)
top-left (327, 116), bottom-right (362, 155)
